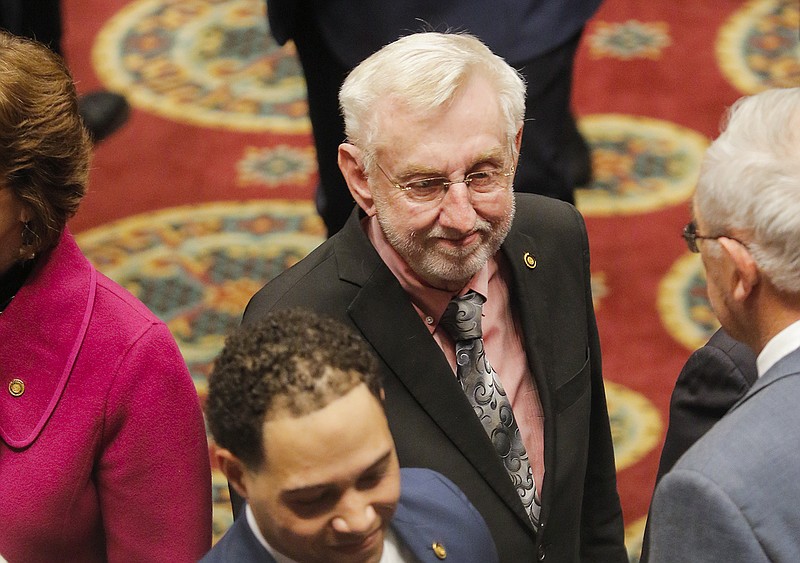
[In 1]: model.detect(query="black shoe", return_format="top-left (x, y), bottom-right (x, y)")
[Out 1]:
top-left (78, 91), bottom-right (130, 144)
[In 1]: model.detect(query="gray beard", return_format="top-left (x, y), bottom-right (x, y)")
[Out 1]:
top-left (379, 200), bottom-right (515, 291)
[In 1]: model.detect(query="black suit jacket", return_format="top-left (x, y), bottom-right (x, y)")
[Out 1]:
top-left (640, 328), bottom-right (758, 562)
top-left (243, 194), bottom-right (626, 562)
top-left (656, 329), bottom-right (758, 479)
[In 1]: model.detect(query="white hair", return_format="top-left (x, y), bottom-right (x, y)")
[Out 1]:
top-left (338, 32), bottom-right (526, 171)
top-left (695, 87), bottom-right (800, 293)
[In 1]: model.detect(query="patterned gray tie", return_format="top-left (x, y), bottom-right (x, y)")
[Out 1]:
top-left (440, 291), bottom-right (541, 527)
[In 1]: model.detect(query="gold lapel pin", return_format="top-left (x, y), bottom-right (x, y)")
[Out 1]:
top-left (523, 252), bottom-right (537, 269)
top-left (8, 378), bottom-right (25, 397)
top-left (432, 542), bottom-right (447, 559)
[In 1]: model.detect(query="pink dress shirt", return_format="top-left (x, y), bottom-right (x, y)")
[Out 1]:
top-left (365, 217), bottom-right (545, 490)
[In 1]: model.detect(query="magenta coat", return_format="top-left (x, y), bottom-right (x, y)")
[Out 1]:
top-left (0, 230), bottom-right (212, 562)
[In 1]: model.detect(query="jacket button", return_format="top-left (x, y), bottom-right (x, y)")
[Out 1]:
top-left (8, 378), bottom-right (24, 397)
top-left (537, 545), bottom-right (546, 561)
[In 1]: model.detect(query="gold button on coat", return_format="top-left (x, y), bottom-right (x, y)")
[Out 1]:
top-left (8, 378), bottom-right (25, 397)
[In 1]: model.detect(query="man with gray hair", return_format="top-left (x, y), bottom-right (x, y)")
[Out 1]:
top-left (648, 87), bottom-right (800, 562)
top-left (244, 32), bottom-right (626, 561)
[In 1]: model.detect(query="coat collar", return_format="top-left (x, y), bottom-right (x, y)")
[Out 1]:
top-left (0, 229), bottom-right (96, 448)
top-left (733, 345), bottom-right (800, 412)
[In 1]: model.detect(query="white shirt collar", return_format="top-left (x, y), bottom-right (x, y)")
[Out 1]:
top-left (756, 319), bottom-right (800, 377)
top-left (244, 504), bottom-right (415, 562)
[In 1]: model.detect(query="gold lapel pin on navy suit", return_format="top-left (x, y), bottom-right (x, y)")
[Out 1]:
top-left (431, 541), bottom-right (447, 559)
top-left (523, 252), bottom-right (537, 269)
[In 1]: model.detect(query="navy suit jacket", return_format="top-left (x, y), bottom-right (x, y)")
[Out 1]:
top-left (267, 0), bottom-right (603, 66)
top-left (649, 345), bottom-right (800, 561)
top-left (202, 468), bottom-right (498, 562)
top-left (243, 194), bottom-right (626, 562)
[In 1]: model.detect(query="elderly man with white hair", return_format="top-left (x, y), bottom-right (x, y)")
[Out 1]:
top-left (648, 87), bottom-right (800, 562)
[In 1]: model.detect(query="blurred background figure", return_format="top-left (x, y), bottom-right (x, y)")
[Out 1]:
top-left (0, 31), bottom-right (211, 562)
top-left (0, 0), bottom-right (130, 144)
top-left (266, 0), bottom-right (600, 235)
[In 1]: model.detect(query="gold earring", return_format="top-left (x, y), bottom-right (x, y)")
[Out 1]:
top-left (19, 222), bottom-right (38, 260)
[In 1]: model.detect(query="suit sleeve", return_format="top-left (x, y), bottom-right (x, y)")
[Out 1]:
top-left (640, 331), bottom-right (757, 562)
top-left (655, 333), bottom-right (757, 481)
top-left (573, 206), bottom-right (628, 563)
top-left (648, 469), bottom-right (770, 563)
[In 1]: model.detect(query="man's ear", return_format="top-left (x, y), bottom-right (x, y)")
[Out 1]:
top-left (514, 123), bottom-right (523, 156)
top-left (719, 237), bottom-right (759, 302)
top-left (338, 143), bottom-right (376, 216)
top-left (215, 447), bottom-right (250, 500)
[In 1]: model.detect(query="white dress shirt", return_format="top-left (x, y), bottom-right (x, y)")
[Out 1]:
top-left (245, 504), bottom-right (417, 562)
top-left (756, 319), bottom-right (800, 378)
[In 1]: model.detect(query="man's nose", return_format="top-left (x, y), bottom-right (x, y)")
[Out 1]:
top-left (437, 182), bottom-right (477, 233)
top-left (331, 497), bottom-right (378, 534)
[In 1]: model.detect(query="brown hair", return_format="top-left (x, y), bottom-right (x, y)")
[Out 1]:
top-left (0, 31), bottom-right (91, 257)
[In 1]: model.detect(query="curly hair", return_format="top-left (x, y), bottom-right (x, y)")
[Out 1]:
top-left (0, 31), bottom-right (91, 257)
top-left (206, 308), bottom-right (383, 469)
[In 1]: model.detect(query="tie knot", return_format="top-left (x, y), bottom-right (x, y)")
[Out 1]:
top-left (439, 291), bottom-right (485, 341)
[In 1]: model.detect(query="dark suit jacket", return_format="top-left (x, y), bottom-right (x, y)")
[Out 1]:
top-left (267, 0), bottom-right (603, 66)
top-left (639, 329), bottom-right (758, 562)
top-left (203, 468), bottom-right (498, 562)
top-left (656, 329), bottom-right (758, 480)
top-left (243, 194), bottom-right (626, 563)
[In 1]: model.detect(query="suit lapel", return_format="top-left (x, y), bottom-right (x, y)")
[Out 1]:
top-left (336, 214), bottom-right (534, 529)
top-left (498, 224), bottom-right (569, 523)
top-left (500, 228), bottom-right (555, 403)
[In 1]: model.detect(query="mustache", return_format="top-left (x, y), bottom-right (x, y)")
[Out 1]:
top-left (427, 217), bottom-right (492, 240)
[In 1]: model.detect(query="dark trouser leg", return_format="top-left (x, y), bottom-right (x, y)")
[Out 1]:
top-left (290, 15), bottom-right (354, 237)
top-left (513, 30), bottom-right (591, 204)
top-left (16, 0), bottom-right (63, 55)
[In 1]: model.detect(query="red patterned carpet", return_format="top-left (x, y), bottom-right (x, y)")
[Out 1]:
top-left (60, 0), bottom-right (799, 558)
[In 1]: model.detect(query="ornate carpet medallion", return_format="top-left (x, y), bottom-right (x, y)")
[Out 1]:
top-left (236, 144), bottom-right (317, 187)
top-left (587, 20), bottom-right (672, 60)
top-left (577, 115), bottom-right (708, 217)
top-left (657, 253), bottom-right (719, 351)
top-left (717, 0), bottom-right (800, 93)
top-left (605, 381), bottom-right (663, 472)
top-left (93, 0), bottom-right (309, 132)
top-left (75, 200), bottom-right (325, 390)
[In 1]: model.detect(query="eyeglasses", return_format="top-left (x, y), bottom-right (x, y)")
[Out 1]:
top-left (375, 162), bottom-right (514, 204)
top-left (682, 221), bottom-right (748, 253)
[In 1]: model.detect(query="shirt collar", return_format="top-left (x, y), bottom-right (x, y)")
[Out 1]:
top-left (756, 319), bottom-right (800, 377)
top-left (364, 216), bottom-right (493, 331)
top-left (245, 504), bottom-right (297, 563)
top-left (244, 504), bottom-right (408, 563)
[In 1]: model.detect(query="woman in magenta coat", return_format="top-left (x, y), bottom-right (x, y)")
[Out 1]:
top-left (0, 31), bottom-right (212, 562)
